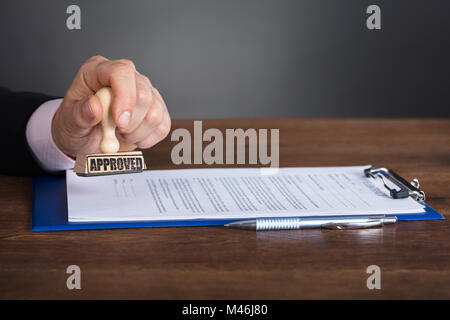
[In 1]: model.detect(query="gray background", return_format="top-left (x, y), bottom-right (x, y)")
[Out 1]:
top-left (1, 0), bottom-right (449, 118)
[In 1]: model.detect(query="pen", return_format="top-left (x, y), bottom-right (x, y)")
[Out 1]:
top-left (224, 215), bottom-right (398, 231)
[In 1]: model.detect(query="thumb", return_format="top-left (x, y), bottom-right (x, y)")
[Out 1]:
top-left (70, 95), bottom-right (103, 133)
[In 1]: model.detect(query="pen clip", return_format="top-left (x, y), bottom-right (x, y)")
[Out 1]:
top-left (321, 220), bottom-right (383, 230)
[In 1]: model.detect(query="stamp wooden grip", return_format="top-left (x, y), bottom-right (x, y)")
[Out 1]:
top-left (74, 87), bottom-right (147, 176)
top-left (97, 87), bottom-right (120, 153)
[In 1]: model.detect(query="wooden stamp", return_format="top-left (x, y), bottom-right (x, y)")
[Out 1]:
top-left (74, 151), bottom-right (146, 176)
top-left (74, 87), bottom-right (147, 176)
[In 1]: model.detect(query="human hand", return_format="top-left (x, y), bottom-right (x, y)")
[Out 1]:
top-left (51, 55), bottom-right (171, 158)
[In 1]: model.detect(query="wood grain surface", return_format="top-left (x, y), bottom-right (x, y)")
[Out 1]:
top-left (0, 118), bottom-right (449, 299)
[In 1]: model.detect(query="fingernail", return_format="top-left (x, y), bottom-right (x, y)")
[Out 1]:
top-left (81, 100), bottom-right (95, 120)
top-left (118, 111), bottom-right (131, 128)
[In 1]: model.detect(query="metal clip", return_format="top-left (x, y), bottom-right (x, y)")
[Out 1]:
top-left (364, 166), bottom-right (425, 201)
top-left (321, 221), bottom-right (384, 230)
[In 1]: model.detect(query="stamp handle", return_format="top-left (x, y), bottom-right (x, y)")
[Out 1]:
top-left (97, 87), bottom-right (120, 153)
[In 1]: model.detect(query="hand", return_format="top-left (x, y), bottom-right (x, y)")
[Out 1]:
top-left (52, 55), bottom-right (171, 158)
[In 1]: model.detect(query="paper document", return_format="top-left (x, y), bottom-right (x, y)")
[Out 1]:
top-left (66, 165), bottom-right (425, 222)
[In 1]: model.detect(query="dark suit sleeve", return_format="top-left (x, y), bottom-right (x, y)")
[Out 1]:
top-left (0, 86), bottom-right (56, 176)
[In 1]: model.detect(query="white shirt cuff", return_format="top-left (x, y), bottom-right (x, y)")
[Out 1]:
top-left (26, 98), bottom-right (75, 172)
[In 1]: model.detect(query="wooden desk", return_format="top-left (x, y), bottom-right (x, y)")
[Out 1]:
top-left (0, 119), bottom-right (449, 299)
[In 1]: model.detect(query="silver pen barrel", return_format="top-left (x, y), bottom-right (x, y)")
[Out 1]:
top-left (224, 215), bottom-right (397, 231)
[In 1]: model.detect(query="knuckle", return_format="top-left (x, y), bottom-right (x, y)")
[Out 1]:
top-left (111, 63), bottom-right (136, 81)
top-left (157, 121), bottom-right (171, 138)
top-left (146, 106), bottom-right (164, 127)
top-left (136, 87), bottom-right (152, 106)
top-left (87, 55), bottom-right (106, 63)
top-left (116, 59), bottom-right (136, 70)
top-left (79, 61), bottom-right (91, 73)
top-left (113, 62), bottom-right (134, 74)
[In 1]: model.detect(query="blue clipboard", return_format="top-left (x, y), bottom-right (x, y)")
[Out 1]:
top-left (31, 174), bottom-right (444, 232)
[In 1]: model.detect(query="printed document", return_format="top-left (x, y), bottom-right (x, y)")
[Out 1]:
top-left (66, 165), bottom-right (425, 222)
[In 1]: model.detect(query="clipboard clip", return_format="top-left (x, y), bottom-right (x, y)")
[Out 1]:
top-left (364, 166), bottom-right (426, 201)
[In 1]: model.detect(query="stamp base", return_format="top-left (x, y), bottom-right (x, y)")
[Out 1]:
top-left (74, 151), bottom-right (146, 177)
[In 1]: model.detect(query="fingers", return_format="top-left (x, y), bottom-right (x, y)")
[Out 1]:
top-left (119, 87), bottom-right (171, 149)
top-left (65, 94), bottom-right (103, 137)
top-left (98, 60), bottom-right (137, 129)
top-left (76, 56), bottom-right (137, 130)
top-left (120, 73), bottom-right (153, 134)
top-left (135, 107), bottom-right (171, 149)
top-left (52, 94), bottom-right (104, 157)
top-left (61, 55), bottom-right (171, 154)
